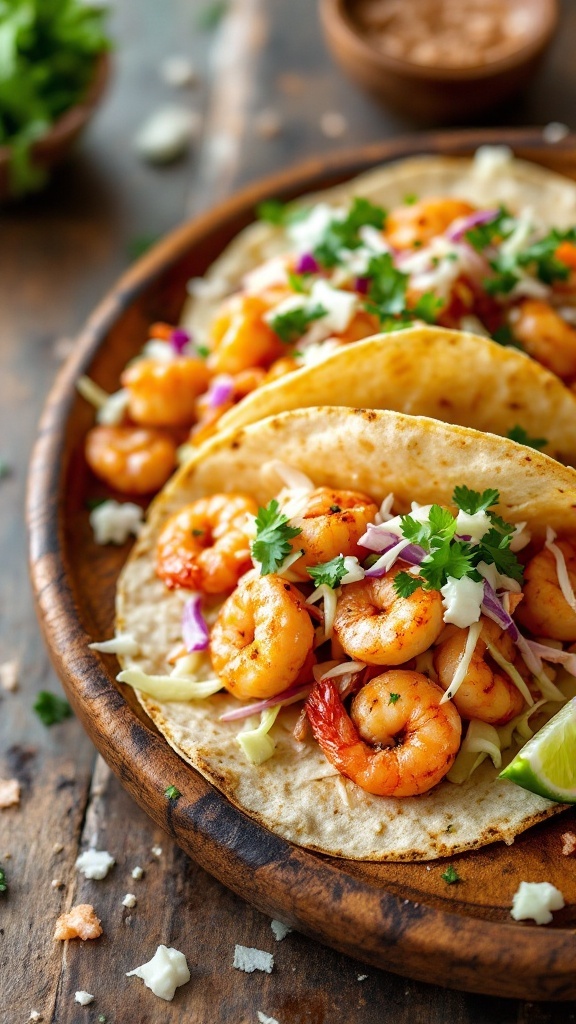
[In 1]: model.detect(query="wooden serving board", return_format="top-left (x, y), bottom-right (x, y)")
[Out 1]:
top-left (28, 129), bottom-right (576, 1001)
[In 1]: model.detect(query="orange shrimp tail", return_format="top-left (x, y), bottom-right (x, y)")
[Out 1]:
top-left (305, 678), bottom-right (359, 771)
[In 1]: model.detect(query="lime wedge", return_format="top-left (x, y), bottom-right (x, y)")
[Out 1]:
top-left (499, 698), bottom-right (576, 803)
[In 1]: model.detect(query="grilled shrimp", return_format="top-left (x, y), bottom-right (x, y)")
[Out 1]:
top-left (288, 487), bottom-right (379, 579)
top-left (306, 670), bottom-right (462, 796)
top-left (156, 494), bottom-right (257, 593)
top-left (433, 617), bottom-right (525, 725)
top-left (333, 568), bottom-right (445, 665)
top-left (121, 356), bottom-right (211, 427)
top-left (385, 198), bottom-right (476, 250)
top-left (210, 574), bottom-right (315, 699)
top-left (85, 425), bottom-right (177, 494)
top-left (516, 539), bottom-right (576, 641)
top-left (508, 299), bottom-right (576, 381)
top-left (208, 293), bottom-right (286, 374)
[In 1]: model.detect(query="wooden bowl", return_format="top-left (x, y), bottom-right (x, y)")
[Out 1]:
top-left (0, 52), bottom-right (110, 201)
top-left (28, 128), bottom-right (576, 1000)
top-left (319, 0), bottom-right (559, 122)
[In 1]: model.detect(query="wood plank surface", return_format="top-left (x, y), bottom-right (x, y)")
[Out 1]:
top-left (2, 0), bottom-right (576, 1021)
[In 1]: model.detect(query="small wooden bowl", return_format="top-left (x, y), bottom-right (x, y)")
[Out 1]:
top-left (319, 0), bottom-right (559, 122)
top-left (0, 52), bottom-right (110, 201)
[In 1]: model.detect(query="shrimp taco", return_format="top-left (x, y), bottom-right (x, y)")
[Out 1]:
top-left (112, 407), bottom-right (576, 862)
top-left (83, 147), bottom-right (576, 498)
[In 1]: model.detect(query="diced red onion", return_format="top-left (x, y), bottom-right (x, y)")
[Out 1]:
top-left (359, 526), bottom-right (402, 554)
top-left (182, 595), bottom-right (209, 652)
top-left (207, 374), bottom-right (234, 409)
top-left (445, 209), bottom-right (500, 243)
top-left (218, 682), bottom-right (312, 722)
top-left (364, 543), bottom-right (425, 578)
top-left (295, 253), bottom-right (319, 274)
top-left (169, 328), bottom-right (191, 355)
top-left (354, 276), bottom-right (370, 295)
top-left (481, 580), bottom-right (543, 676)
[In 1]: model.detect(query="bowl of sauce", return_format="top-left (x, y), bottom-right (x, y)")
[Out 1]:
top-left (319, 0), bottom-right (559, 121)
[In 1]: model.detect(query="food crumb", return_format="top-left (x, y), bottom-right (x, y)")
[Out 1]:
top-left (542, 122), bottom-right (570, 144)
top-left (52, 843), bottom-right (64, 855)
top-left (160, 55), bottom-right (197, 87)
top-left (254, 108), bottom-right (283, 139)
top-left (0, 778), bottom-right (20, 809)
top-left (122, 893), bottom-right (137, 908)
top-left (75, 849), bottom-right (115, 880)
top-left (357, 974), bottom-right (368, 981)
top-left (29, 1013), bottom-right (42, 1022)
top-left (510, 881), bottom-right (565, 925)
top-left (132, 865), bottom-right (144, 879)
top-left (151, 845), bottom-right (163, 858)
top-left (561, 831), bottom-right (576, 856)
top-left (74, 992), bottom-right (94, 1006)
top-left (51, 879), bottom-right (64, 890)
top-left (90, 500), bottom-right (144, 546)
top-left (270, 919), bottom-right (291, 941)
top-left (233, 944), bottom-right (274, 974)
top-left (320, 111), bottom-right (348, 138)
top-left (257, 1014), bottom-right (280, 1024)
top-left (0, 658), bottom-right (19, 692)
top-left (54, 904), bottom-right (103, 941)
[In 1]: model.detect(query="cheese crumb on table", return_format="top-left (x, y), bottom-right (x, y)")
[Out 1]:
top-left (0, 658), bottom-right (19, 692)
top-left (510, 881), bottom-right (565, 925)
top-left (233, 945), bottom-right (274, 974)
top-left (131, 865), bottom-right (144, 879)
top-left (29, 1013), bottom-right (42, 1022)
top-left (54, 904), bottom-right (103, 940)
top-left (270, 919), bottom-right (291, 941)
top-left (74, 992), bottom-right (94, 1006)
top-left (126, 945), bottom-right (190, 1001)
top-left (0, 778), bottom-right (20, 808)
top-left (75, 849), bottom-right (115, 880)
top-left (257, 1014), bottom-right (280, 1024)
top-left (89, 500), bottom-right (143, 545)
top-left (151, 845), bottom-right (163, 858)
top-left (122, 893), bottom-right (137, 908)
top-left (51, 879), bottom-right (64, 890)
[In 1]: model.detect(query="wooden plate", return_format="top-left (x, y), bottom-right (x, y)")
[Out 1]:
top-left (28, 128), bottom-right (576, 1001)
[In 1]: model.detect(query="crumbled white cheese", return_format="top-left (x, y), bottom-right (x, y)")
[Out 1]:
top-left (288, 203), bottom-right (342, 254)
top-left (476, 560), bottom-right (521, 594)
top-left (122, 893), bottom-right (137, 908)
top-left (309, 279), bottom-right (358, 334)
top-left (75, 849), bottom-right (115, 880)
top-left (29, 1013), bottom-right (42, 1022)
top-left (51, 879), bottom-right (64, 889)
top-left (440, 576), bottom-right (484, 628)
top-left (140, 338), bottom-right (176, 362)
top-left (511, 881), bottom-right (565, 925)
top-left (258, 1014), bottom-right (280, 1024)
top-left (160, 55), bottom-right (197, 87)
top-left (89, 633), bottom-right (141, 657)
top-left (320, 111), bottom-right (348, 138)
top-left (243, 256), bottom-right (289, 294)
top-left (233, 945), bottom-right (274, 974)
top-left (126, 945), bottom-right (190, 1001)
top-left (96, 389), bottom-right (129, 426)
top-left (134, 106), bottom-right (200, 164)
top-left (0, 778), bottom-right (20, 809)
top-left (455, 509), bottom-right (491, 544)
top-left (151, 845), bottom-right (163, 858)
top-left (90, 500), bottom-right (143, 546)
top-left (74, 992), bottom-right (94, 1006)
top-left (131, 865), bottom-right (144, 880)
top-left (270, 919), bottom-right (291, 941)
top-left (0, 658), bottom-right (19, 692)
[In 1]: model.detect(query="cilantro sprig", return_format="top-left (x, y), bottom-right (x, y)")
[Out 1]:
top-left (268, 303), bottom-right (327, 344)
top-left (392, 487), bottom-right (523, 598)
top-left (506, 425), bottom-right (548, 451)
top-left (307, 555), bottom-right (347, 589)
top-left (252, 500), bottom-right (302, 574)
top-left (364, 253), bottom-right (442, 330)
top-left (441, 865), bottom-right (460, 884)
top-left (313, 198), bottom-right (386, 269)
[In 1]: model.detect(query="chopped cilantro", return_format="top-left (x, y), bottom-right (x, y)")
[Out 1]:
top-left (365, 253), bottom-right (408, 320)
top-left (251, 500), bottom-right (302, 574)
top-left (33, 691), bottom-right (73, 726)
top-left (313, 197), bottom-right (386, 268)
top-left (164, 785), bottom-right (181, 801)
top-left (518, 228), bottom-right (576, 284)
top-left (256, 199), bottom-right (308, 227)
top-left (0, 866), bottom-right (6, 893)
top-left (268, 304), bottom-right (326, 344)
top-left (388, 693), bottom-right (401, 705)
top-left (287, 271), bottom-right (312, 294)
top-left (196, 1), bottom-right (228, 29)
top-left (506, 425), bottom-right (548, 451)
top-left (465, 208), bottom-right (514, 252)
top-left (452, 486), bottom-right (499, 515)
top-left (491, 324), bottom-right (519, 348)
top-left (196, 344), bottom-right (210, 359)
top-left (412, 292), bottom-right (443, 324)
top-left (441, 865), bottom-right (460, 884)
top-left (403, 193), bottom-right (418, 205)
top-left (307, 555), bottom-right (347, 589)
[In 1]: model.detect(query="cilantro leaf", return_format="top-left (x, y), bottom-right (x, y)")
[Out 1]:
top-left (393, 571), bottom-right (423, 598)
top-left (388, 693), bottom-right (401, 704)
top-left (307, 555), bottom-right (347, 589)
top-left (164, 785), bottom-right (181, 800)
top-left (269, 304), bottom-right (326, 344)
top-left (399, 505), bottom-right (457, 550)
top-left (256, 199), bottom-right (290, 225)
top-left (418, 540), bottom-right (477, 592)
top-left (465, 208), bottom-right (515, 251)
top-left (313, 197), bottom-right (386, 268)
top-left (412, 291), bottom-right (443, 324)
top-left (491, 324), bottom-right (521, 348)
top-left (452, 486), bottom-right (499, 515)
top-left (506, 425), bottom-right (548, 451)
top-left (287, 271), bottom-right (311, 294)
top-left (251, 500), bottom-right (302, 574)
top-left (33, 690), bottom-right (73, 726)
top-left (441, 865), bottom-right (460, 884)
top-left (0, 866), bottom-right (7, 893)
top-left (478, 526), bottom-right (524, 583)
top-left (365, 253), bottom-right (409, 320)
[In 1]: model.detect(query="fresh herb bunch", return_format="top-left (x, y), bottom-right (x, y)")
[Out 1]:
top-left (0, 0), bottom-right (110, 195)
top-left (393, 487), bottom-right (523, 598)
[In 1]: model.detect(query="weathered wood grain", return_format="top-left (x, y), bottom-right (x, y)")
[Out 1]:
top-left (3, 0), bottom-right (576, 1020)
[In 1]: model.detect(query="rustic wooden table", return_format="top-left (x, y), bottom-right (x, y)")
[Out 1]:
top-left (2, 1), bottom-right (576, 1021)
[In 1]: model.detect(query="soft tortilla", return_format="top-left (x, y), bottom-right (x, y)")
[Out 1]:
top-left (116, 408), bottom-right (576, 861)
top-left (213, 325), bottom-right (576, 467)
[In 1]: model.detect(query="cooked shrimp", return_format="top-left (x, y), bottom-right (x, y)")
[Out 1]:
top-left (85, 425), bottom-right (177, 494)
top-left (121, 356), bottom-right (211, 427)
top-left (433, 617), bottom-right (525, 725)
top-left (306, 670), bottom-right (462, 796)
top-left (337, 308), bottom-right (380, 344)
top-left (333, 568), bottom-right (444, 665)
top-left (210, 574), bottom-right (315, 699)
top-left (208, 293), bottom-right (286, 374)
top-left (156, 494), bottom-right (258, 593)
top-left (385, 198), bottom-right (476, 250)
top-left (516, 540), bottom-right (576, 641)
top-left (288, 487), bottom-right (379, 579)
top-left (508, 299), bottom-right (576, 381)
